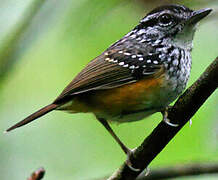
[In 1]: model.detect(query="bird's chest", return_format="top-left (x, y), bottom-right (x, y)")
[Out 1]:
top-left (162, 48), bottom-right (192, 101)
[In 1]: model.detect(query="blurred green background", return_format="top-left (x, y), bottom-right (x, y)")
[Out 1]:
top-left (0, 0), bottom-right (217, 179)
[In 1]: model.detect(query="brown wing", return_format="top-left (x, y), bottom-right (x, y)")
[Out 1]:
top-left (54, 54), bottom-right (136, 103)
top-left (54, 46), bottom-right (163, 104)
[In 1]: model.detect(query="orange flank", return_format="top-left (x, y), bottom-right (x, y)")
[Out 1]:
top-left (63, 74), bottom-right (165, 115)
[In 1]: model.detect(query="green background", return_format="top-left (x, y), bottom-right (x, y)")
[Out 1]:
top-left (0, 0), bottom-right (217, 179)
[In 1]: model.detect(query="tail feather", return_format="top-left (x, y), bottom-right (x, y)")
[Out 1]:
top-left (6, 103), bottom-right (58, 132)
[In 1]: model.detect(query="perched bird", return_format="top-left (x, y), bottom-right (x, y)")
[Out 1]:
top-left (6, 4), bottom-right (211, 167)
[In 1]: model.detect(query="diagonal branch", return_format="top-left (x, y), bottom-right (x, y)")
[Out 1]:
top-left (108, 57), bottom-right (218, 180)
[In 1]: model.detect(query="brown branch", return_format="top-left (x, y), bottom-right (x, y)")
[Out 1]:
top-left (27, 167), bottom-right (45, 180)
top-left (108, 57), bottom-right (218, 180)
top-left (137, 163), bottom-right (218, 180)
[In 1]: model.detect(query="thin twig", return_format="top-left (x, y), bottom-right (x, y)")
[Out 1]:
top-left (108, 57), bottom-right (218, 180)
top-left (27, 167), bottom-right (45, 180)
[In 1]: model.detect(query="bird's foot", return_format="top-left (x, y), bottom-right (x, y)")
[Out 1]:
top-left (144, 167), bottom-right (150, 176)
top-left (125, 148), bottom-right (140, 172)
top-left (162, 107), bottom-right (179, 127)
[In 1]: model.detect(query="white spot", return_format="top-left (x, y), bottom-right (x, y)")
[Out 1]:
top-left (169, 67), bottom-right (174, 72)
top-left (143, 65), bottom-right (146, 68)
top-left (130, 34), bottom-right (136, 38)
top-left (159, 54), bottom-right (165, 59)
top-left (119, 62), bottom-right (124, 66)
top-left (104, 52), bottom-right (109, 56)
top-left (124, 52), bottom-right (131, 56)
top-left (113, 59), bottom-right (118, 63)
top-left (135, 66), bottom-right (139, 69)
top-left (137, 29), bottom-right (146, 35)
top-left (139, 57), bottom-right (144, 61)
top-left (125, 32), bottom-right (132, 37)
top-left (121, 39), bottom-right (126, 43)
top-left (154, 39), bottom-right (161, 44)
top-left (173, 60), bottom-right (179, 66)
top-left (137, 54), bottom-right (143, 57)
top-left (136, 37), bottom-right (141, 41)
top-left (147, 60), bottom-right (151, 63)
top-left (167, 57), bottom-right (171, 62)
top-left (131, 55), bottom-right (137, 58)
top-left (153, 60), bottom-right (158, 64)
top-left (118, 51), bottom-right (123, 54)
top-left (123, 64), bottom-right (129, 68)
top-left (108, 59), bottom-right (114, 62)
top-left (129, 65), bottom-right (135, 69)
top-left (105, 58), bottom-right (110, 61)
top-left (140, 39), bottom-right (146, 43)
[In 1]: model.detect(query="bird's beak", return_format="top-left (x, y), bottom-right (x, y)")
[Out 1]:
top-left (187, 8), bottom-right (212, 25)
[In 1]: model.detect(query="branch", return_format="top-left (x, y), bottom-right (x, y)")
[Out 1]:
top-left (137, 163), bottom-right (218, 180)
top-left (108, 57), bottom-right (218, 180)
top-left (27, 167), bottom-right (45, 180)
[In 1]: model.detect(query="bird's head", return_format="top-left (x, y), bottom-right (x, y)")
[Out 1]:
top-left (136, 4), bottom-right (212, 50)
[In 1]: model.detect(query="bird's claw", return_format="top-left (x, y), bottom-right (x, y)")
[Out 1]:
top-left (144, 167), bottom-right (150, 176)
top-left (164, 117), bottom-right (179, 127)
top-left (125, 148), bottom-right (140, 172)
top-left (162, 107), bottom-right (179, 127)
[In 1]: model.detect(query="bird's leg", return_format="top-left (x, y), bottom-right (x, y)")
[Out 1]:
top-left (97, 117), bottom-right (140, 171)
top-left (161, 106), bottom-right (179, 127)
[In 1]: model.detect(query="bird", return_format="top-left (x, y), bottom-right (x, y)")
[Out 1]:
top-left (6, 4), bottom-right (211, 168)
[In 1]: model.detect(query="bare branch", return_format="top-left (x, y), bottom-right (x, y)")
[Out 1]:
top-left (27, 167), bottom-right (45, 180)
top-left (108, 57), bottom-right (218, 180)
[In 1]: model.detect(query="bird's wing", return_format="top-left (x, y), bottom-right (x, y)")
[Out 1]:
top-left (54, 47), bottom-right (164, 103)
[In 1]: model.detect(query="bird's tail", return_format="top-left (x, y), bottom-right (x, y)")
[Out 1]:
top-left (5, 103), bottom-right (58, 132)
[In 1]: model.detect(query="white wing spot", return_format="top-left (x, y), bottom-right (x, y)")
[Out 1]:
top-left (118, 51), bottom-right (123, 54)
top-left (173, 60), bottom-right (179, 66)
top-left (129, 65), bottom-right (135, 69)
top-left (137, 29), bottom-right (146, 35)
top-left (139, 57), bottom-right (144, 61)
top-left (119, 62), bottom-right (124, 66)
top-left (140, 39), bottom-right (146, 43)
top-left (130, 34), bottom-right (136, 38)
top-left (147, 60), bottom-right (151, 63)
top-left (132, 55), bottom-right (137, 58)
top-left (108, 59), bottom-right (114, 62)
top-left (124, 52), bottom-right (131, 56)
top-left (153, 60), bottom-right (159, 64)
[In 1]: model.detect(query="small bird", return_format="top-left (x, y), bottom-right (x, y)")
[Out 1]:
top-left (6, 4), bottom-right (211, 166)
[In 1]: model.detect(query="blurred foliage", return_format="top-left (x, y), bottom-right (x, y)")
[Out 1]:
top-left (0, 0), bottom-right (217, 180)
top-left (0, 0), bottom-right (45, 87)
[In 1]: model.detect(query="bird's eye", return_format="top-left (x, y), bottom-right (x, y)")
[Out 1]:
top-left (158, 14), bottom-right (173, 26)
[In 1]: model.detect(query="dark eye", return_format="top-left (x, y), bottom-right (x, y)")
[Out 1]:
top-left (158, 14), bottom-right (173, 26)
